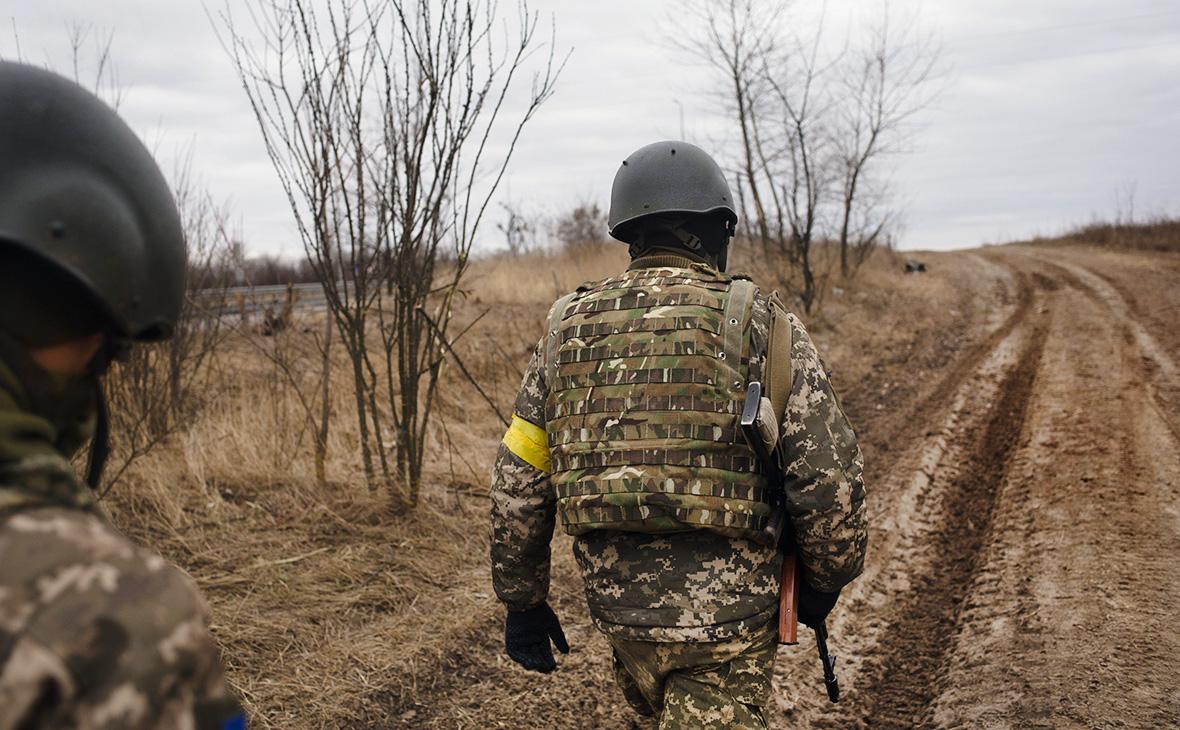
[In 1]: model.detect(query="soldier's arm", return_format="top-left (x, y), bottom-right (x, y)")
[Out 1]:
top-left (490, 338), bottom-right (557, 611)
top-left (777, 314), bottom-right (868, 592)
top-left (0, 509), bottom-right (243, 730)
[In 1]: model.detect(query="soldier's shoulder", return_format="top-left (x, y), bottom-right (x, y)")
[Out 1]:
top-left (0, 508), bottom-right (224, 721)
top-left (0, 451), bottom-right (97, 513)
top-left (544, 278), bottom-right (599, 321)
top-left (0, 507), bottom-right (209, 634)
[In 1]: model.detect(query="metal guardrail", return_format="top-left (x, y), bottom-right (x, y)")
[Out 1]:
top-left (192, 282), bottom-right (329, 318)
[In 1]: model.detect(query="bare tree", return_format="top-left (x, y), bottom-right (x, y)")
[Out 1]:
top-left (681, 0), bottom-right (835, 313)
top-left (220, 0), bottom-right (561, 507)
top-left (675, 0), bottom-right (938, 310)
top-left (371, 0), bottom-right (562, 509)
top-left (219, 0), bottom-right (388, 492)
top-left (754, 14), bottom-right (839, 313)
top-left (833, 5), bottom-right (938, 276)
top-left (675, 0), bottom-right (787, 250)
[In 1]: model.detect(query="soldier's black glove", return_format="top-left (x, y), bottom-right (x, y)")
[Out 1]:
top-left (798, 582), bottom-right (841, 630)
top-left (505, 602), bottom-right (570, 673)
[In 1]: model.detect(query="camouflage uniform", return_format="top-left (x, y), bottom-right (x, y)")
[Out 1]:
top-left (490, 255), bottom-right (866, 727)
top-left (0, 349), bottom-right (243, 730)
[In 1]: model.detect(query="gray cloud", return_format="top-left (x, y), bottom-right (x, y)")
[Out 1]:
top-left (3, 0), bottom-right (1177, 254)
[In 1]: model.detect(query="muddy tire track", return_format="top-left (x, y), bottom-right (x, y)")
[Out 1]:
top-left (813, 283), bottom-right (1048, 729)
top-left (889, 328), bottom-right (1045, 728)
top-left (1015, 248), bottom-right (1180, 440)
top-left (923, 247), bottom-right (1180, 728)
top-left (772, 258), bottom-right (1037, 728)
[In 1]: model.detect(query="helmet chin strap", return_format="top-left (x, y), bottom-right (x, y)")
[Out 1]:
top-left (83, 335), bottom-right (126, 491)
top-left (628, 214), bottom-right (733, 271)
top-left (84, 383), bottom-right (109, 490)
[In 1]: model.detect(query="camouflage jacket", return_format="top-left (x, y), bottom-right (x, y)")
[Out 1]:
top-left (0, 348), bottom-right (244, 730)
top-left (490, 256), bottom-right (867, 642)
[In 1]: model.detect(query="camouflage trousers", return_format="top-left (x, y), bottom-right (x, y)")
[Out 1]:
top-left (608, 620), bottom-right (778, 729)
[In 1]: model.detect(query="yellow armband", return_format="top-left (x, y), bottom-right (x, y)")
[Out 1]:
top-left (502, 415), bottom-right (551, 472)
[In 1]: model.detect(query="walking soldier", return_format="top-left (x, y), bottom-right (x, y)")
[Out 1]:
top-left (490, 140), bottom-right (867, 727)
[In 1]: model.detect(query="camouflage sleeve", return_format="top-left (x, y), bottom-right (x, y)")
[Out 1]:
top-left (777, 314), bottom-right (868, 593)
top-left (489, 338), bottom-right (557, 612)
top-left (0, 508), bottom-right (243, 730)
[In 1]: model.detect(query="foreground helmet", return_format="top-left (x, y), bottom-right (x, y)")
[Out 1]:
top-left (608, 140), bottom-right (737, 243)
top-left (0, 61), bottom-right (185, 343)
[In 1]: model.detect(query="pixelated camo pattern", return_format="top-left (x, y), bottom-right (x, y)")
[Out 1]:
top-left (0, 509), bottom-right (241, 730)
top-left (490, 259), bottom-right (866, 640)
top-left (0, 364), bottom-right (241, 729)
top-left (609, 617), bottom-right (778, 729)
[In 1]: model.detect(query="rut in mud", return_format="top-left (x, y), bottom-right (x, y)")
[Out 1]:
top-left (785, 262), bottom-right (1046, 730)
top-left (775, 244), bottom-right (1180, 730)
top-left (848, 307), bottom-right (1047, 729)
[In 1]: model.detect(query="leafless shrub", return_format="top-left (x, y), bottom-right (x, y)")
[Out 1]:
top-left (1024, 215), bottom-right (1180, 253)
top-left (64, 21), bottom-right (125, 109)
top-left (219, 0), bottom-right (563, 508)
top-left (101, 157), bottom-right (237, 495)
top-left (497, 200), bottom-right (539, 256)
top-left (553, 201), bottom-right (608, 250)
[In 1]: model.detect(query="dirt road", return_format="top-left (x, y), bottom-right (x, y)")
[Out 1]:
top-left (790, 245), bottom-right (1180, 729)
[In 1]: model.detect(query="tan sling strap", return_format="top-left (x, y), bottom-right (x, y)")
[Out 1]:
top-left (721, 278), bottom-right (757, 392)
top-left (764, 291), bottom-right (794, 432)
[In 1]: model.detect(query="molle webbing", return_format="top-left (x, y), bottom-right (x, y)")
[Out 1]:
top-left (553, 448), bottom-right (758, 472)
top-left (553, 475), bottom-right (770, 504)
top-left (549, 393), bottom-right (743, 419)
top-left (545, 290), bottom-right (581, 389)
top-left (544, 266), bottom-right (771, 540)
top-left (549, 422), bottom-right (742, 447)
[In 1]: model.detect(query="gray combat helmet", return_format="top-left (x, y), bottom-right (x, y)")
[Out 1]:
top-left (0, 61), bottom-right (186, 343)
top-left (608, 140), bottom-right (737, 243)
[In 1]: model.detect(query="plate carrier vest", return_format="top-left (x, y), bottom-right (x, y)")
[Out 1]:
top-left (543, 265), bottom-right (773, 542)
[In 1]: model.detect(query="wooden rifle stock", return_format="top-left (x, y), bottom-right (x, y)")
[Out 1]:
top-left (778, 542), bottom-right (801, 645)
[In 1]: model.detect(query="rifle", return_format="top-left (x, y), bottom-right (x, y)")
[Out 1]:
top-left (741, 381), bottom-right (840, 702)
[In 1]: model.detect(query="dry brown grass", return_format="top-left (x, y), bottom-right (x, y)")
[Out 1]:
top-left (102, 241), bottom-right (985, 728)
top-left (1016, 217), bottom-right (1180, 252)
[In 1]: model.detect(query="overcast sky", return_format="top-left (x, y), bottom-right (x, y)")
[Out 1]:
top-left (3, 0), bottom-right (1179, 255)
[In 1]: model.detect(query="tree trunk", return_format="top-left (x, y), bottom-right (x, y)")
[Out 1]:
top-left (314, 311), bottom-right (332, 485)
